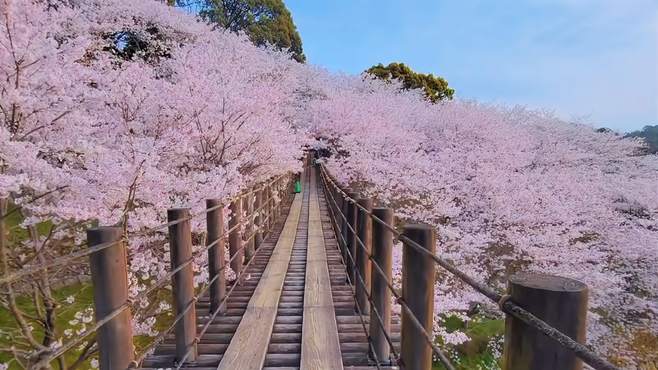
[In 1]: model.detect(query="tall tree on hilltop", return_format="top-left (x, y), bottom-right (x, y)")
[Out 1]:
top-left (625, 125), bottom-right (658, 154)
top-left (196, 0), bottom-right (306, 63)
top-left (366, 62), bottom-right (454, 102)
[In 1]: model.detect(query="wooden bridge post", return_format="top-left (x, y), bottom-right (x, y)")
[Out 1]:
top-left (346, 192), bottom-right (360, 284)
top-left (356, 197), bottom-right (373, 314)
top-left (167, 208), bottom-right (198, 362)
top-left (370, 207), bottom-right (394, 363)
top-left (502, 273), bottom-right (588, 370)
top-left (273, 179), bottom-right (281, 219)
top-left (206, 199), bottom-right (226, 314)
top-left (332, 186), bottom-right (343, 249)
top-left (87, 227), bottom-right (134, 370)
top-left (265, 184), bottom-right (272, 234)
top-left (254, 188), bottom-right (263, 247)
top-left (339, 190), bottom-right (349, 259)
top-left (401, 223), bottom-right (436, 370)
top-left (244, 191), bottom-right (255, 261)
top-left (228, 197), bottom-right (243, 276)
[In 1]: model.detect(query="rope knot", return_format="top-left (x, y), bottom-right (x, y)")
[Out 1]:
top-left (498, 294), bottom-right (512, 310)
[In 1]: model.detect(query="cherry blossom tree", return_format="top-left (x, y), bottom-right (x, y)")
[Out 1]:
top-left (307, 75), bottom-right (658, 366)
top-left (1, 0), bottom-right (656, 368)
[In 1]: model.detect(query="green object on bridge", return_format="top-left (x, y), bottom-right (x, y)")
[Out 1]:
top-left (294, 180), bottom-right (302, 193)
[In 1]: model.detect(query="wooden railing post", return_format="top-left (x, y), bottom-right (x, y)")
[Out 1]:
top-left (334, 187), bottom-right (344, 253)
top-left (356, 197), bottom-right (373, 313)
top-left (264, 184), bottom-right (271, 234)
top-left (345, 192), bottom-right (360, 284)
top-left (167, 208), bottom-right (198, 362)
top-left (273, 180), bottom-right (281, 219)
top-left (503, 273), bottom-right (588, 370)
top-left (206, 199), bottom-right (226, 314)
top-left (228, 197), bottom-right (243, 276)
top-left (401, 223), bottom-right (435, 370)
top-left (332, 185), bottom-right (343, 246)
top-left (370, 207), bottom-right (393, 363)
top-left (340, 191), bottom-right (349, 261)
top-left (243, 191), bottom-right (255, 261)
top-left (87, 227), bottom-right (134, 370)
top-left (254, 188), bottom-right (263, 247)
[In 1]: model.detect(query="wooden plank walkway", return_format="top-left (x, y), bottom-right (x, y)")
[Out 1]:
top-left (140, 166), bottom-right (399, 370)
top-left (216, 188), bottom-right (303, 369)
top-left (300, 168), bottom-right (343, 370)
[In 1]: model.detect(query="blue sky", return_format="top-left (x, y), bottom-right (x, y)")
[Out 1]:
top-left (286, 0), bottom-right (658, 132)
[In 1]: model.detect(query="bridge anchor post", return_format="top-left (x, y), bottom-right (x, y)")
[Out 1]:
top-left (243, 192), bottom-right (255, 261)
top-left (167, 208), bottom-right (198, 362)
top-left (206, 199), bottom-right (227, 314)
top-left (370, 207), bottom-right (394, 363)
top-left (345, 192), bottom-right (360, 284)
top-left (502, 273), bottom-right (588, 370)
top-left (228, 197), bottom-right (243, 276)
top-left (254, 189), bottom-right (263, 247)
top-left (356, 197), bottom-right (373, 314)
top-left (400, 223), bottom-right (436, 370)
top-left (87, 226), bottom-right (135, 370)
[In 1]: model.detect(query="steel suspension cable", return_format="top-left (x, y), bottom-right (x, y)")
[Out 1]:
top-left (320, 164), bottom-right (620, 370)
top-left (320, 170), bottom-right (455, 369)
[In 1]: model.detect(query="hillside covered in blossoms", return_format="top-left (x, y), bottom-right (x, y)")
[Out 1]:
top-left (1, 0), bottom-right (657, 368)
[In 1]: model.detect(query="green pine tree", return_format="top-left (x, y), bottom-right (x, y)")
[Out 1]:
top-left (366, 62), bottom-right (454, 102)
top-left (197, 0), bottom-right (306, 63)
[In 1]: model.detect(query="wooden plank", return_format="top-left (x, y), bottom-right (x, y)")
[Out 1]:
top-left (301, 169), bottom-right (344, 370)
top-left (216, 191), bottom-right (303, 370)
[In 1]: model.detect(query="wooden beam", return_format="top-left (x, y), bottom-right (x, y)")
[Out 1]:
top-left (301, 169), bottom-right (344, 370)
top-left (216, 191), bottom-right (303, 370)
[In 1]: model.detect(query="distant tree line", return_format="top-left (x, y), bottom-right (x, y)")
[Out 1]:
top-left (625, 125), bottom-right (658, 154)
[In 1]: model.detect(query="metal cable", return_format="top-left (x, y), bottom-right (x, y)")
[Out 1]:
top-left (64, 177), bottom-right (288, 364)
top-left (320, 171), bottom-right (399, 356)
top-left (0, 239), bottom-right (123, 284)
top-left (323, 171), bottom-right (422, 369)
top-left (44, 303), bottom-right (129, 362)
top-left (320, 164), bottom-right (621, 370)
top-left (323, 185), bottom-right (398, 367)
top-left (0, 175), bottom-right (288, 285)
top-left (136, 186), bottom-right (288, 367)
top-left (314, 180), bottom-right (383, 369)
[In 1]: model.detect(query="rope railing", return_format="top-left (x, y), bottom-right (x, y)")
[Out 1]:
top-left (172, 206), bottom-right (281, 368)
top-left (318, 162), bottom-right (620, 370)
top-left (316, 172), bottom-right (386, 370)
top-left (322, 179), bottom-right (399, 367)
top-left (0, 175), bottom-right (286, 286)
top-left (1, 172), bottom-right (293, 368)
top-left (320, 167), bottom-right (455, 369)
top-left (134, 204), bottom-right (280, 366)
top-left (131, 174), bottom-right (293, 368)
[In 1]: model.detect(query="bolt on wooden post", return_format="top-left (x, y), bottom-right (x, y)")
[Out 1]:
top-left (228, 196), bottom-right (243, 276)
top-left (206, 199), bottom-right (226, 314)
top-left (401, 223), bottom-right (436, 370)
top-left (370, 207), bottom-right (394, 363)
top-left (87, 226), bottom-right (134, 370)
top-left (167, 208), bottom-right (198, 362)
top-left (502, 273), bottom-right (588, 370)
top-left (356, 197), bottom-right (373, 313)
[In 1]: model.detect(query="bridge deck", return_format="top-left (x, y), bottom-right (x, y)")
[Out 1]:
top-left (140, 167), bottom-right (399, 370)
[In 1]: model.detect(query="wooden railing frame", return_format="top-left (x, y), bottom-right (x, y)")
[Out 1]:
top-left (316, 155), bottom-right (603, 370)
top-left (87, 175), bottom-right (292, 369)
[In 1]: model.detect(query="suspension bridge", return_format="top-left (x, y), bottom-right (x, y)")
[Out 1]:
top-left (1, 152), bottom-right (621, 370)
